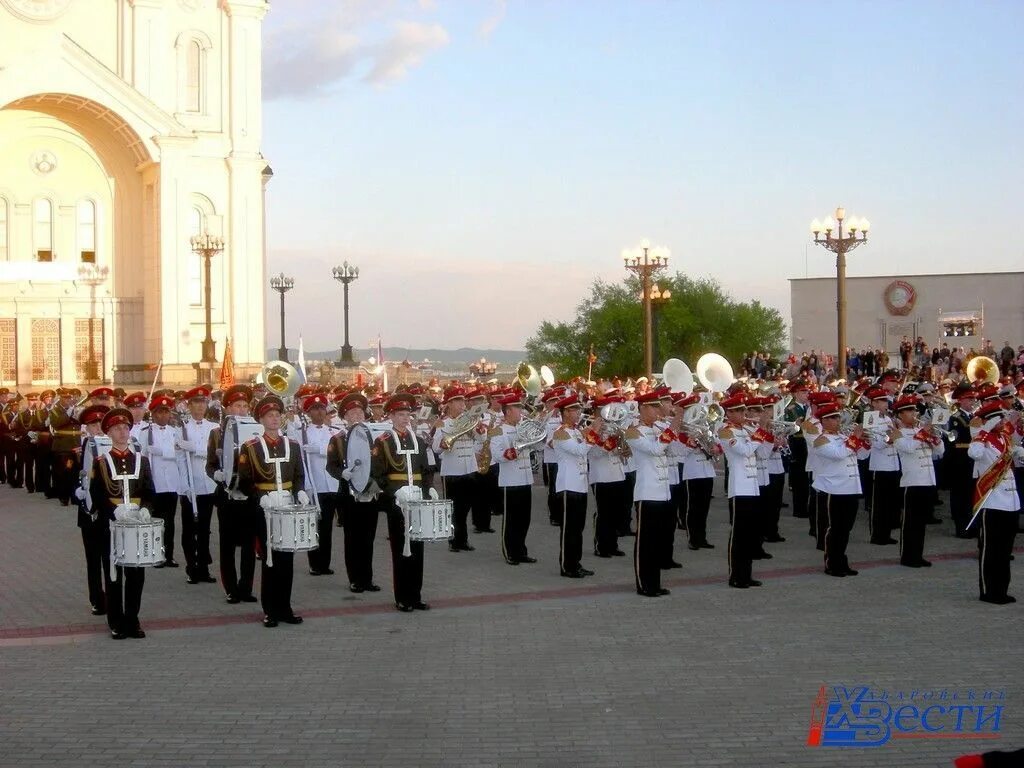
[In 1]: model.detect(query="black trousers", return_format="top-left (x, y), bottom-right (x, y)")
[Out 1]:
top-left (592, 480), bottom-right (624, 556)
top-left (443, 474), bottom-right (475, 546)
top-left (869, 470), bottom-right (901, 541)
top-left (218, 498), bottom-right (256, 598)
top-left (343, 498), bottom-right (380, 588)
top-left (151, 492), bottom-right (178, 562)
top-left (34, 443), bottom-right (53, 496)
top-left (472, 466), bottom-right (497, 529)
top-left (53, 452), bottom-right (78, 505)
top-left (635, 500), bottom-right (669, 593)
top-left (546, 463), bottom-right (560, 524)
top-left (386, 502), bottom-right (424, 606)
top-left (674, 468), bottom-right (688, 529)
top-left (858, 458), bottom-right (872, 511)
top-left (684, 477), bottom-right (713, 546)
top-left (978, 510), bottom-right (1018, 599)
top-left (728, 496), bottom-right (758, 585)
top-left (104, 548), bottom-right (144, 634)
top-left (180, 494), bottom-right (215, 577)
top-left (559, 490), bottom-right (587, 573)
top-left (823, 493), bottom-right (859, 573)
top-left (661, 483), bottom-right (682, 566)
top-left (763, 473), bottom-right (784, 539)
top-left (814, 488), bottom-right (827, 550)
top-left (949, 465), bottom-right (976, 536)
top-left (789, 457), bottom-right (809, 518)
top-left (807, 479), bottom-right (818, 536)
top-left (4, 438), bottom-right (22, 487)
top-left (307, 491), bottom-right (338, 573)
top-left (500, 485), bottom-right (532, 563)
top-left (258, 511), bottom-right (296, 620)
top-left (900, 486), bottom-right (933, 565)
top-left (17, 439), bottom-right (34, 491)
top-left (80, 518), bottom-right (108, 611)
top-left (621, 471), bottom-right (637, 533)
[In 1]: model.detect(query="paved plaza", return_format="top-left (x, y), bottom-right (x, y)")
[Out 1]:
top-left (0, 481), bottom-right (1021, 768)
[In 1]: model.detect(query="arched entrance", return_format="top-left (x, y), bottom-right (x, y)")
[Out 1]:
top-left (0, 93), bottom-right (155, 384)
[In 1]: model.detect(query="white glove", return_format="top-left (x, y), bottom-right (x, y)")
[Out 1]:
top-left (395, 485), bottom-right (422, 504)
top-left (213, 470), bottom-right (225, 483)
top-left (259, 495), bottom-right (273, 511)
top-left (74, 487), bottom-right (86, 501)
top-left (341, 467), bottom-right (353, 481)
top-left (270, 490), bottom-right (292, 508)
top-left (297, 490), bottom-right (310, 506)
top-left (428, 487), bottom-right (439, 500)
top-left (138, 507), bottom-right (152, 522)
top-left (177, 440), bottom-right (195, 453)
top-left (161, 445), bottom-right (176, 460)
top-left (27, 431), bottom-right (38, 442)
top-left (113, 504), bottom-right (131, 521)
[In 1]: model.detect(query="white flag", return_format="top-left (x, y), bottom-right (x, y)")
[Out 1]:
top-left (298, 335), bottom-right (308, 383)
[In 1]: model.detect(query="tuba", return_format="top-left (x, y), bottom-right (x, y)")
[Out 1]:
top-left (256, 360), bottom-right (305, 399)
top-left (695, 353), bottom-right (735, 393)
top-left (661, 358), bottom-right (694, 395)
top-left (965, 355), bottom-right (999, 385)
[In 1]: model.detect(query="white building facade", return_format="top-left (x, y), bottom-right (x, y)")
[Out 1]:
top-left (0, 0), bottom-right (269, 387)
top-left (790, 271), bottom-right (1024, 358)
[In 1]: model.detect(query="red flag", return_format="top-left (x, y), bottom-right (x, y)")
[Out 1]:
top-left (219, 340), bottom-right (235, 389)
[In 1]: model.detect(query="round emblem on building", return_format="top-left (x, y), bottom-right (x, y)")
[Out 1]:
top-left (31, 150), bottom-right (57, 176)
top-left (1, 0), bottom-right (72, 22)
top-left (883, 280), bottom-right (916, 316)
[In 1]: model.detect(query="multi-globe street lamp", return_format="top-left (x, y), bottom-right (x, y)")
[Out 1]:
top-left (622, 239), bottom-right (670, 380)
top-left (269, 272), bottom-right (295, 362)
top-left (190, 231), bottom-right (225, 382)
top-left (331, 261), bottom-right (360, 366)
top-left (810, 207), bottom-right (870, 380)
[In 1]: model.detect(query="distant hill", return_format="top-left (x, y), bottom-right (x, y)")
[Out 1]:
top-left (266, 347), bottom-right (526, 365)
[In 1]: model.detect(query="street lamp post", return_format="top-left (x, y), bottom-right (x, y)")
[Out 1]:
top-left (77, 263), bottom-right (109, 383)
top-left (190, 231), bottom-right (225, 383)
top-left (810, 207), bottom-right (869, 380)
top-left (649, 283), bottom-right (672, 367)
top-left (622, 239), bottom-right (670, 380)
top-left (269, 272), bottom-right (294, 361)
top-left (331, 261), bottom-right (360, 366)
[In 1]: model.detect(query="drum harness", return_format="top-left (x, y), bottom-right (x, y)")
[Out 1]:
top-left (259, 434), bottom-right (290, 568)
top-left (104, 451), bottom-right (142, 583)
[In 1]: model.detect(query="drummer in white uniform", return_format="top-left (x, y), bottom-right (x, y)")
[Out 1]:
top-left (298, 392), bottom-right (341, 577)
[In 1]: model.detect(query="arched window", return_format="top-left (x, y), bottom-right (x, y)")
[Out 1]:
top-left (0, 198), bottom-right (8, 261)
top-left (186, 39), bottom-right (202, 112)
top-left (189, 205), bottom-right (204, 306)
top-left (34, 198), bottom-right (53, 261)
top-left (77, 200), bottom-right (96, 263)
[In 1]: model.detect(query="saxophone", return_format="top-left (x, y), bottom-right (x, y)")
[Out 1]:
top-left (476, 412), bottom-right (497, 474)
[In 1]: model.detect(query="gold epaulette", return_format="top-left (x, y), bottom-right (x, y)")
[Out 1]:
top-left (553, 427), bottom-right (571, 441)
top-left (624, 426), bottom-right (642, 440)
top-left (488, 426), bottom-right (502, 438)
top-left (718, 427), bottom-right (733, 439)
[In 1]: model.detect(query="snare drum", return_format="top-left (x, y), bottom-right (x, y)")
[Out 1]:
top-left (111, 520), bottom-right (166, 567)
top-left (404, 499), bottom-right (454, 542)
top-left (268, 504), bottom-right (319, 552)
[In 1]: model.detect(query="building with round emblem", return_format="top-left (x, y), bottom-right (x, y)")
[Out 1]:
top-left (789, 271), bottom-right (1024, 358)
top-left (0, 0), bottom-right (270, 387)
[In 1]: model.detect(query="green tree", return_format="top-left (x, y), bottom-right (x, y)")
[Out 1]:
top-left (525, 273), bottom-right (787, 379)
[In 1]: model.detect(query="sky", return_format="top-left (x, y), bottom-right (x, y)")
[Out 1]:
top-left (262, 0), bottom-right (1024, 352)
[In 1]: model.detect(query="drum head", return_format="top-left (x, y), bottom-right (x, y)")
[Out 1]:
top-left (347, 423), bottom-right (373, 494)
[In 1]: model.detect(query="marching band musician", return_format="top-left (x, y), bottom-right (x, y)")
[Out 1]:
top-left (718, 393), bottom-right (765, 589)
top-left (140, 394), bottom-right (182, 570)
top-left (804, 392), bottom-right (832, 546)
top-left (891, 395), bottom-right (944, 568)
top-left (482, 389), bottom-right (505, 517)
top-left (16, 392), bottom-right (39, 493)
top-left (784, 381), bottom-right (811, 522)
top-left (676, 393), bottom-right (716, 550)
top-left (124, 392), bottom-right (148, 435)
top-left (587, 393), bottom-right (628, 560)
top-left (625, 390), bottom-right (679, 597)
top-left (865, 388), bottom-right (901, 546)
top-left (946, 383), bottom-right (980, 538)
top-left (90, 407), bottom-right (156, 640)
top-left (74, 405), bottom-right (110, 616)
top-left (298, 392), bottom-right (341, 576)
top-left (552, 393), bottom-right (599, 578)
top-left (968, 401), bottom-right (1022, 605)
top-left (206, 384), bottom-right (258, 604)
top-left (469, 387), bottom-right (497, 533)
top-left (49, 388), bottom-right (83, 506)
top-left (489, 392), bottom-right (539, 566)
top-left (432, 386), bottom-right (479, 552)
top-left (177, 386), bottom-right (218, 586)
top-left (33, 389), bottom-right (55, 498)
top-left (655, 387), bottom-right (685, 570)
top-left (326, 392), bottom-right (382, 594)
top-left (238, 394), bottom-right (308, 628)
top-left (541, 388), bottom-right (566, 527)
top-left (751, 396), bottom-right (787, 548)
top-left (370, 393), bottom-right (432, 612)
top-left (812, 401), bottom-right (870, 578)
